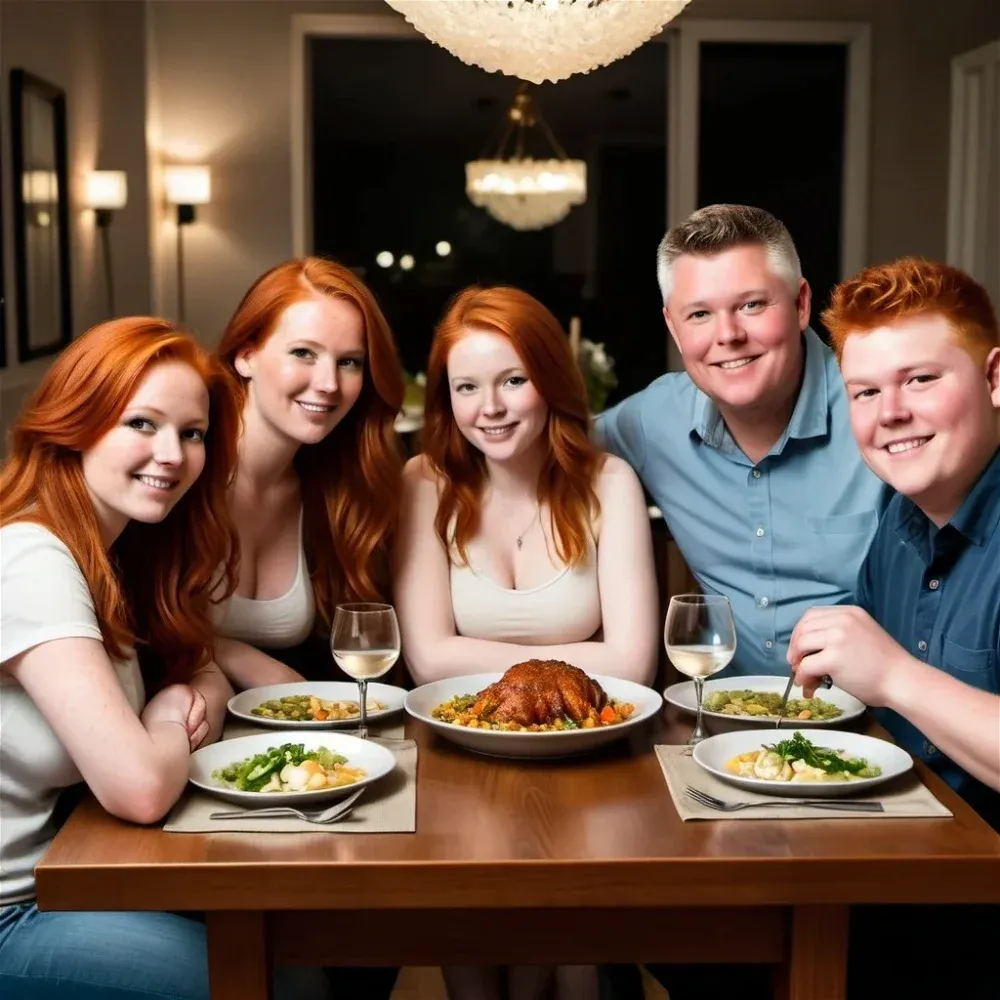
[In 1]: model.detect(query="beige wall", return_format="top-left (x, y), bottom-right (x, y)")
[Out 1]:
top-left (0, 0), bottom-right (151, 444)
top-left (143, 0), bottom-right (1000, 343)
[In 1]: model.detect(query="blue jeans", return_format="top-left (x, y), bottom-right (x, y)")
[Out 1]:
top-left (0, 903), bottom-right (332, 1000)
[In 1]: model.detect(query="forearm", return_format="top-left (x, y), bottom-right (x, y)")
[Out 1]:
top-left (407, 634), bottom-right (655, 686)
top-left (190, 662), bottom-right (234, 744)
top-left (886, 659), bottom-right (1000, 791)
top-left (214, 637), bottom-right (305, 689)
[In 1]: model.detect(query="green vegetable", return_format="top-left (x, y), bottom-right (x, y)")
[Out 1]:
top-left (763, 732), bottom-right (871, 776)
top-left (213, 743), bottom-right (346, 792)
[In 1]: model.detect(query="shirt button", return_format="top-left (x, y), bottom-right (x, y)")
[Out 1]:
top-left (917, 640), bottom-right (928, 652)
top-left (759, 596), bottom-right (769, 608)
top-left (752, 469), bottom-right (761, 479)
top-left (765, 640), bottom-right (773, 649)
top-left (928, 579), bottom-right (940, 590)
top-left (756, 527), bottom-right (765, 538)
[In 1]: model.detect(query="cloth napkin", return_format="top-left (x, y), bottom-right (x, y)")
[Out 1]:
top-left (655, 743), bottom-right (952, 821)
top-left (163, 718), bottom-right (416, 834)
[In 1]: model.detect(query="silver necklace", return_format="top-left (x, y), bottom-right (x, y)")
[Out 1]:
top-left (515, 502), bottom-right (540, 550)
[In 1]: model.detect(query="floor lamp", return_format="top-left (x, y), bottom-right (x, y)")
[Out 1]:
top-left (164, 165), bottom-right (211, 326)
top-left (85, 171), bottom-right (128, 318)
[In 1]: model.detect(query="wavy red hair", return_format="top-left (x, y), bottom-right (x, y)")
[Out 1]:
top-left (217, 257), bottom-right (404, 625)
top-left (1, 318), bottom-right (240, 681)
top-left (823, 257), bottom-right (999, 365)
top-left (423, 285), bottom-right (603, 566)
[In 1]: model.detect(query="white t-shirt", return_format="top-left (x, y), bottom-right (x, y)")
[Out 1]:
top-left (0, 522), bottom-right (145, 905)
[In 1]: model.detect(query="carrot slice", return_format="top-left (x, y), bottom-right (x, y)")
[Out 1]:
top-left (600, 705), bottom-right (616, 724)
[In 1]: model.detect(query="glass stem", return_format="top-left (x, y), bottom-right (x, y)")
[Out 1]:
top-left (691, 676), bottom-right (706, 744)
top-left (357, 679), bottom-right (369, 740)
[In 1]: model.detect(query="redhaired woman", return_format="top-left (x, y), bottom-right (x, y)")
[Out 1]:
top-left (394, 286), bottom-right (658, 1000)
top-left (0, 318), bottom-right (239, 998)
top-left (212, 257), bottom-right (404, 687)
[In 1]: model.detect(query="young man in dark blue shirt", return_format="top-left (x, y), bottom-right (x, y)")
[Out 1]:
top-left (787, 257), bottom-right (999, 1000)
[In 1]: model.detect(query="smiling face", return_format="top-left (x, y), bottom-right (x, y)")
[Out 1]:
top-left (446, 329), bottom-right (549, 464)
top-left (236, 293), bottom-right (366, 446)
top-left (80, 360), bottom-right (209, 543)
top-left (663, 243), bottom-right (810, 416)
top-left (841, 313), bottom-right (1000, 523)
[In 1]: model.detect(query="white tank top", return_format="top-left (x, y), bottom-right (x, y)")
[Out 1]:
top-left (449, 531), bottom-right (602, 645)
top-left (212, 510), bottom-right (316, 648)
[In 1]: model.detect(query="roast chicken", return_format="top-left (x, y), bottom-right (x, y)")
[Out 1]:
top-left (470, 659), bottom-right (608, 727)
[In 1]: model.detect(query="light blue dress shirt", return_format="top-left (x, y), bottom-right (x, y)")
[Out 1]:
top-left (595, 328), bottom-right (885, 675)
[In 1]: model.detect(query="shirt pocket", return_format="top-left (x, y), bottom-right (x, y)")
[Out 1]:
top-left (800, 511), bottom-right (878, 591)
top-left (941, 638), bottom-right (998, 694)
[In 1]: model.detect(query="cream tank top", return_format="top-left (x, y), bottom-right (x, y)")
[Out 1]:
top-left (449, 519), bottom-right (602, 645)
top-left (212, 509), bottom-right (316, 648)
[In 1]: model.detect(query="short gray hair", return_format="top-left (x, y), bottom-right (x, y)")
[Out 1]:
top-left (656, 204), bottom-right (802, 305)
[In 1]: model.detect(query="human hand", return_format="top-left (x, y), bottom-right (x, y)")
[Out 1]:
top-left (184, 689), bottom-right (209, 751)
top-left (787, 605), bottom-right (913, 707)
top-left (142, 684), bottom-right (208, 749)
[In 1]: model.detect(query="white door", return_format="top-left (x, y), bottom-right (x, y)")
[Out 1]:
top-left (947, 40), bottom-right (1000, 305)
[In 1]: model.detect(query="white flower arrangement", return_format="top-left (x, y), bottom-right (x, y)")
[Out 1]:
top-left (577, 338), bottom-right (618, 413)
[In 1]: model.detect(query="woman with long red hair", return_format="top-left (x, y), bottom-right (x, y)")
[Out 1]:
top-left (0, 318), bottom-right (239, 998)
top-left (211, 257), bottom-right (404, 689)
top-left (394, 286), bottom-right (658, 1000)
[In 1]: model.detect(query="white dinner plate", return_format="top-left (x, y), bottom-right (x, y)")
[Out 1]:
top-left (664, 675), bottom-right (866, 728)
top-left (693, 728), bottom-right (913, 798)
top-left (189, 731), bottom-right (396, 807)
top-left (404, 672), bottom-right (662, 759)
top-left (227, 681), bottom-right (407, 729)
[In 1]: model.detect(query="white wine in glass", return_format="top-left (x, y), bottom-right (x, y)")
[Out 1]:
top-left (665, 594), bottom-right (736, 745)
top-left (331, 603), bottom-right (400, 740)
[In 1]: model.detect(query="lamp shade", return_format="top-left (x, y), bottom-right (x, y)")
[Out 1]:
top-left (86, 170), bottom-right (128, 210)
top-left (164, 165), bottom-right (211, 205)
top-left (22, 170), bottom-right (58, 205)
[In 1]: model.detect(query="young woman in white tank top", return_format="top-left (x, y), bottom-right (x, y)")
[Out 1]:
top-left (211, 258), bottom-right (404, 690)
top-left (394, 286), bottom-right (658, 1000)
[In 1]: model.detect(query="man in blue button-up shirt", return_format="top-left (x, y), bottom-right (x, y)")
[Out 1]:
top-left (791, 258), bottom-right (1000, 825)
top-left (595, 205), bottom-right (883, 674)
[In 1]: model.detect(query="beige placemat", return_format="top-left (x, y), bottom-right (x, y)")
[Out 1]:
top-left (164, 718), bottom-right (416, 834)
top-left (655, 744), bottom-right (952, 821)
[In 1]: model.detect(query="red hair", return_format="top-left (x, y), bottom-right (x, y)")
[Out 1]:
top-left (823, 257), bottom-right (999, 364)
top-left (1, 318), bottom-right (240, 680)
top-left (423, 285), bottom-right (603, 566)
top-left (217, 257), bottom-right (404, 626)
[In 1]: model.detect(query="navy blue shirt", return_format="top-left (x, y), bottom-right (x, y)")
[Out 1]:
top-left (857, 446), bottom-right (1000, 822)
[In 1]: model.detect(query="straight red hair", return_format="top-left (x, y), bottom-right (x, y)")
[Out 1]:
top-left (423, 285), bottom-right (603, 566)
top-left (1, 318), bottom-right (240, 681)
top-left (217, 257), bottom-right (404, 626)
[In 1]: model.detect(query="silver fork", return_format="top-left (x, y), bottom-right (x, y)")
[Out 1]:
top-left (685, 785), bottom-right (884, 813)
top-left (209, 786), bottom-right (366, 823)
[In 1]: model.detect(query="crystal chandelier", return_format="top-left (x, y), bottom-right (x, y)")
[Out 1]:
top-left (384, 0), bottom-right (693, 85)
top-left (465, 84), bottom-right (586, 231)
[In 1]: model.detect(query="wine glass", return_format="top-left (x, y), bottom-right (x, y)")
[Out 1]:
top-left (665, 594), bottom-right (737, 745)
top-left (331, 603), bottom-right (400, 740)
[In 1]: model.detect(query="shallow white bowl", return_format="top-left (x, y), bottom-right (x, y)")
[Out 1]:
top-left (227, 681), bottom-right (407, 730)
top-left (404, 672), bottom-right (662, 759)
top-left (693, 728), bottom-right (913, 798)
top-left (664, 675), bottom-right (866, 729)
top-left (189, 731), bottom-right (396, 807)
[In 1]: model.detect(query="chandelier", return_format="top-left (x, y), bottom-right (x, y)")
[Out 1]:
top-left (466, 84), bottom-right (586, 231)
top-left (384, 0), bottom-right (693, 85)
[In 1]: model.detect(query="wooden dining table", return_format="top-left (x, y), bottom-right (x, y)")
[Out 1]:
top-left (35, 708), bottom-right (1000, 1000)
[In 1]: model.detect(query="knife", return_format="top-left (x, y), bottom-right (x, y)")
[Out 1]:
top-left (775, 673), bottom-right (833, 729)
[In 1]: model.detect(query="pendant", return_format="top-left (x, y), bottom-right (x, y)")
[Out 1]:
top-left (517, 536), bottom-right (523, 550)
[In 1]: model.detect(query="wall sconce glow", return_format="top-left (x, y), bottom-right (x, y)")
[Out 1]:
top-left (376, 250), bottom-right (394, 268)
top-left (86, 171), bottom-right (128, 210)
top-left (164, 165), bottom-right (211, 206)
top-left (435, 241), bottom-right (452, 257)
top-left (22, 170), bottom-right (58, 204)
top-left (399, 254), bottom-right (415, 271)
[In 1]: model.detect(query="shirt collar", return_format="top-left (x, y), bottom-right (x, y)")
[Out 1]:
top-left (892, 445), bottom-right (1000, 557)
top-left (689, 327), bottom-right (830, 450)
